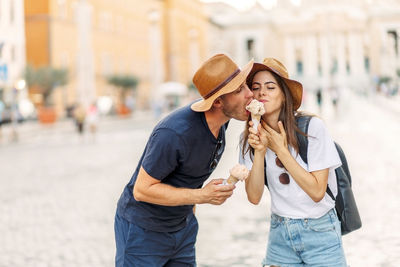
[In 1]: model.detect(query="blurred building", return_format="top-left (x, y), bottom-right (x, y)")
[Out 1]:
top-left (205, 0), bottom-right (400, 95)
top-left (24, 0), bottom-right (208, 116)
top-left (0, 0), bottom-right (26, 103)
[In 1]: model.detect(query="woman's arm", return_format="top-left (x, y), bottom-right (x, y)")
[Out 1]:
top-left (262, 121), bottom-right (328, 202)
top-left (276, 149), bottom-right (329, 202)
top-left (244, 123), bottom-right (268, 205)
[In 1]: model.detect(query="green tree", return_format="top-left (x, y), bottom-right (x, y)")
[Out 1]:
top-left (24, 65), bottom-right (68, 106)
top-left (378, 76), bottom-right (392, 84)
top-left (107, 74), bottom-right (139, 106)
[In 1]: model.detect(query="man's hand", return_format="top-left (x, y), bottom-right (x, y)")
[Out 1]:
top-left (199, 179), bottom-right (235, 205)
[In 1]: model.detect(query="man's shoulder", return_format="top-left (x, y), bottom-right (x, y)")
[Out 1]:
top-left (156, 105), bottom-right (203, 136)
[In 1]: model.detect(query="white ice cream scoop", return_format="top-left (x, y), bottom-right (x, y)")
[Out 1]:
top-left (246, 99), bottom-right (265, 130)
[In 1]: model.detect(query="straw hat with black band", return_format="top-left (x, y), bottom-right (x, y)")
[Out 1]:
top-left (246, 58), bottom-right (303, 110)
top-left (191, 54), bottom-right (254, 112)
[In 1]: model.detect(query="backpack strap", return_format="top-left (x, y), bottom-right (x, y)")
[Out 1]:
top-left (295, 116), bottom-right (336, 201)
top-left (295, 116), bottom-right (312, 164)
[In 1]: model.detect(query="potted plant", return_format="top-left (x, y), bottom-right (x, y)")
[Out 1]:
top-left (107, 74), bottom-right (138, 116)
top-left (24, 65), bottom-right (68, 123)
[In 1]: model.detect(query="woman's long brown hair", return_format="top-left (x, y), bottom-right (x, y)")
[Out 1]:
top-left (240, 70), bottom-right (310, 160)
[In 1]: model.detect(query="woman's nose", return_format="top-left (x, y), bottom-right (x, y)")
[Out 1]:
top-left (260, 86), bottom-right (268, 95)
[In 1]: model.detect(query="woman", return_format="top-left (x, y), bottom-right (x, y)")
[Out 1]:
top-left (240, 58), bottom-right (347, 266)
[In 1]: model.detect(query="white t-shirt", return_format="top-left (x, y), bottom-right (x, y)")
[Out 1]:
top-left (240, 117), bottom-right (342, 219)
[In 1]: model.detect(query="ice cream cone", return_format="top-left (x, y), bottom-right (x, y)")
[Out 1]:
top-left (246, 100), bottom-right (265, 131)
top-left (226, 175), bottom-right (239, 185)
top-left (221, 164), bottom-right (249, 185)
top-left (251, 114), bottom-right (261, 130)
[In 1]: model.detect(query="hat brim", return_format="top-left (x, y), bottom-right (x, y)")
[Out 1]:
top-left (191, 59), bottom-right (254, 112)
top-left (246, 63), bottom-right (303, 110)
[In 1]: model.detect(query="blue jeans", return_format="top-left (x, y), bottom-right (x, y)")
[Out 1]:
top-left (114, 213), bottom-right (198, 267)
top-left (263, 209), bottom-right (347, 267)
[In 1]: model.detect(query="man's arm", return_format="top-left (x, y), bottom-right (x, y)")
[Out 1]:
top-left (134, 166), bottom-right (235, 206)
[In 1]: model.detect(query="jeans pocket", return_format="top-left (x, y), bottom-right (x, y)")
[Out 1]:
top-left (307, 215), bottom-right (336, 232)
top-left (269, 216), bottom-right (280, 229)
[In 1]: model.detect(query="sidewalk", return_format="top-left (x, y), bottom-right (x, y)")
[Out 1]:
top-left (0, 110), bottom-right (157, 146)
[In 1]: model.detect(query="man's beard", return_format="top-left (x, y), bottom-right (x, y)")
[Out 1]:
top-left (221, 103), bottom-right (246, 121)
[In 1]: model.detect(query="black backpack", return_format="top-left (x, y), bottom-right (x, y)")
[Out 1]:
top-left (264, 116), bottom-right (362, 235)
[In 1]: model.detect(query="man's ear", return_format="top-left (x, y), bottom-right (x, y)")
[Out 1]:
top-left (212, 97), bottom-right (223, 108)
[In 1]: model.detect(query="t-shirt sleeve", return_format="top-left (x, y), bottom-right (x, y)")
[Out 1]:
top-left (306, 117), bottom-right (341, 172)
top-left (142, 128), bottom-right (184, 180)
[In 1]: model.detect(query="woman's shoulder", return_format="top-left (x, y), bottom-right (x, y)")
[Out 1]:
top-left (309, 115), bottom-right (324, 124)
top-left (305, 116), bottom-right (333, 141)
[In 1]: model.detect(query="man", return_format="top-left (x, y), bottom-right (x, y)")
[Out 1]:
top-left (115, 54), bottom-right (254, 267)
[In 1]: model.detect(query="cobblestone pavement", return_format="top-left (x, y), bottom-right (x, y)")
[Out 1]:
top-left (0, 92), bottom-right (399, 267)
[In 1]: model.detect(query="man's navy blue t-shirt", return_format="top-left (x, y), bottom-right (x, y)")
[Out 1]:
top-left (116, 104), bottom-right (228, 232)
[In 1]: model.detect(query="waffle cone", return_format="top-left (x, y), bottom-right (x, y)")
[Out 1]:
top-left (226, 175), bottom-right (239, 185)
top-left (251, 114), bottom-right (261, 130)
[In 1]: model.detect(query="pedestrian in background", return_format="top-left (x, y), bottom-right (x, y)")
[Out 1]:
top-left (315, 87), bottom-right (323, 114)
top-left (86, 101), bottom-right (99, 139)
top-left (240, 58), bottom-right (347, 266)
top-left (73, 104), bottom-right (86, 135)
top-left (0, 99), bottom-right (4, 140)
top-left (114, 54), bottom-right (254, 267)
top-left (330, 87), bottom-right (340, 117)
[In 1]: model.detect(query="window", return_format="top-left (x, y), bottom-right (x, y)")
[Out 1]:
top-left (246, 39), bottom-right (255, 60)
top-left (387, 30), bottom-right (398, 56)
top-left (346, 61), bottom-right (351, 75)
top-left (296, 60), bottom-right (303, 76)
top-left (101, 52), bottom-right (112, 76)
top-left (295, 48), bottom-right (303, 76)
top-left (345, 46), bottom-right (350, 75)
top-left (10, 0), bottom-right (14, 24)
top-left (11, 45), bottom-right (15, 62)
top-left (318, 63), bottom-right (322, 77)
top-left (364, 56), bottom-right (370, 73)
top-left (0, 42), bottom-right (4, 59)
top-left (330, 58), bottom-right (338, 75)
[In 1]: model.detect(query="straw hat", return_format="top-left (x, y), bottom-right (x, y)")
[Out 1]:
top-left (246, 58), bottom-right (303, 110)
top-left (191, 54), bottom-right (254, 112)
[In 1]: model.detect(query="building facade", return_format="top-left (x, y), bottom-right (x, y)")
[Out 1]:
top-left (0, 0), bottom-right (26, 103)
top-left (24, 0), bottom-right (208, 116)
top-left (205, 0), bottom-right (400, 96)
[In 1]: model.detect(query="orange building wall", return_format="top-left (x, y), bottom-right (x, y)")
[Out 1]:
top-left (163, 0), bottom-right (208, 84)
top-left (24, 0), bottom-right (208, 113)
top-left (24, 0), bottom-right (50, 67)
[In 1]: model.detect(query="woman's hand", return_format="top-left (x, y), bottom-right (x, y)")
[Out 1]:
top-left (248, 121), bottom-right (268, 152)
top-left (261, 121), bottom-right (288, 155)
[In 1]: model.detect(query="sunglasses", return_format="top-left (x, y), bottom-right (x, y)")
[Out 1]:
top-left (209, 139), bottom-right (223, 171)
top-left (275, 157), bottom-right (290, 184)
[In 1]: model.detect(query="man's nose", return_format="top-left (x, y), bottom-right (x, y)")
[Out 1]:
top-left (245, 86), bottom-right (253, 98)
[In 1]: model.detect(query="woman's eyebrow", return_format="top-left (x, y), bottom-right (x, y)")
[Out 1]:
top-left (252, 81), bottom-right (276, 85)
